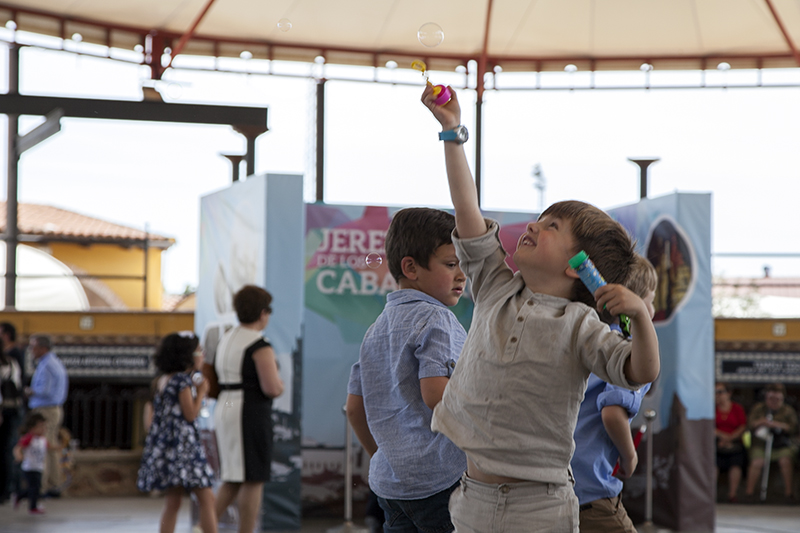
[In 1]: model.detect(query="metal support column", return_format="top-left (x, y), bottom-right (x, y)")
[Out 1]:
top-left (4, 43), bottom-right (19, 310)
top-left (316, 78), bottom-right (326, 202)
top-left (628, 158), bottom-right (660, 199)
top-left (475, 95), bottom-right (483, 208)
top-left (327, 405), bottom-right (368, 533)
top-left (643, 409), bottom-right (657, 525)
top-left (232, 125), bottom-right (266, 178)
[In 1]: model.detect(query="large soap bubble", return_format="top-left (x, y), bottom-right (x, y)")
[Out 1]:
top-left (418, 22), bottom-right (444, 47)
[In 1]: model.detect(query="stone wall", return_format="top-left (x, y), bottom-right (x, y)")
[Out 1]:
top-left (66, 450), bottom-right (143, 497)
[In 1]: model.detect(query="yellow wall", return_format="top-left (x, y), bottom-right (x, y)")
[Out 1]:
top-left (0, 310), bottom-right (193, 338)
top-left (715, 318), bottom-right (800, 343)
top-left (37, 242), bottom-right (166, 310)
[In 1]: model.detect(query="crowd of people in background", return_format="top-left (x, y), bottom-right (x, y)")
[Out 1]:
top-left (0, 325), bottom-right (70, 515)
top-left (716, 381), bottom-right (799, 504)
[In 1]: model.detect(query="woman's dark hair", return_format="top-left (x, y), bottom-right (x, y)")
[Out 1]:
top-left (233, 285), bottom-right (273, 324)
top-left (0, 322), bottom-right (16, 342)
top-left (154, 332), bottom-right (199, 374)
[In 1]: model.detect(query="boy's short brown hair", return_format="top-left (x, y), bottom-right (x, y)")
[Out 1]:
top-left (627, 254), bottom-right (658, 299)
top-left (541, 200), bottom-right (635, 309)
top-left (21, 412), bottom-right (47, 434)
top-left (385, 208), bottom-right (456, 282)
top-left (233, 285), bottom-right (273, 323)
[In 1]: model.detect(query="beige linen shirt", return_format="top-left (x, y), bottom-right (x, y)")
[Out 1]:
top-left (431, 219), bottom-right (638, 485)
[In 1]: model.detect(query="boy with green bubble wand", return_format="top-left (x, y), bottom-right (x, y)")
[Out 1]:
top-left (420, 85), bottom-right (660, 532)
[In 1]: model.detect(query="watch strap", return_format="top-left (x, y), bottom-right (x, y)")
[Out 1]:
top-left (438, 129), bottom-right (459, 141)
top-left (438, 125), bottom-right (467, 143)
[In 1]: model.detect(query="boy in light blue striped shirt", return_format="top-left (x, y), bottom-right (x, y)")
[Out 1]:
top-left (347, 207), bottom-right (468, 533)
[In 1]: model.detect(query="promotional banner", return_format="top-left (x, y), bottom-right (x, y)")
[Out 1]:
top-left (196, 174), bottom-right (305, 530)
top-left (613, 193), bottom-right (715, 531)
top-left (198, 191), bottom-right (714, 529)
top-left (301, 204), bottom-right (551, 511)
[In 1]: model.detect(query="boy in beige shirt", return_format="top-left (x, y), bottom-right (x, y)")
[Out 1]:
top-left (421, 86), bottom-right (660, 532)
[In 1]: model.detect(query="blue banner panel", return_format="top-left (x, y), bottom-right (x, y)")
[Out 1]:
top-left (197, 174), bottom-right (304, 530)
top-left (614, 193), bottom-right (714, 532)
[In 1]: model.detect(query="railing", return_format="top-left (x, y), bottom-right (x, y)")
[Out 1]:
top-left (63, 384), bottom-right (144, 450)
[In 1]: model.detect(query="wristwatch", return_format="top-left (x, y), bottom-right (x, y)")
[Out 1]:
top-left (438, 125), bottom-right (469, 144)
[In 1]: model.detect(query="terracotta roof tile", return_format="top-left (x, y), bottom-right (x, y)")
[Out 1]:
top-left (714, 277), bottom-right (800, 299)
top-left (0, 201), bottom-right (173, 245)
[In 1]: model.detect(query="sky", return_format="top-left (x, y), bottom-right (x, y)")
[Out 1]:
top-left (5, 31), bottom-right (800, 295)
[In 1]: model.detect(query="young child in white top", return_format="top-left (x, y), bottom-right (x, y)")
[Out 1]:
top-left (13, 412), bottom-right (48, 515)
top-left (421, 85), bottom-right (660, 532)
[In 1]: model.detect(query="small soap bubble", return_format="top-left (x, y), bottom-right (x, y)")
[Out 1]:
top-left (418, 22), bottom-right (444, 48)
top-left (277, 18), bottom-right (292, 33)
top-left (225, 400), bottom-right (233, 409)
top-left (366, 253), bottom-right (383, 269)
top-left (564, 64), bottom-right (578, 73)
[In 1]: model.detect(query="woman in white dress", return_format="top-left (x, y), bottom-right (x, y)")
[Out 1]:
top-left (213, 285), bottom-right (284, 533)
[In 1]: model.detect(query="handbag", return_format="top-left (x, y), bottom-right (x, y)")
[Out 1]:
top-left (202, 362), bottom-right (220, 400)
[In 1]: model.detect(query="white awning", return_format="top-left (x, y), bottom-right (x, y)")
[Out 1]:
top-left (0, 243), bottom-right (89, 311)
top-left (3, 1), bottom-right (800, 72)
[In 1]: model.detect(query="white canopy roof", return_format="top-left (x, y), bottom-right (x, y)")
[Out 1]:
top-left (3, 0), bottom-right (799, 72)
top-left (0, 243), bottom-right (89, 311)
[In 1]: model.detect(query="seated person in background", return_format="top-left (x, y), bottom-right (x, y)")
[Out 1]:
top-left (715, 382), bottom-right (747, 502)
top-left (744, 382), bottom-right (798, 502)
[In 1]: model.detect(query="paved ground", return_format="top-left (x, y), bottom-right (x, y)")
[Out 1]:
top-left (0, 496), bottom-right (798, 532)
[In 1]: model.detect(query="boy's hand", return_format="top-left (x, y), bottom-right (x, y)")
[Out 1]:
top-left (421, 84), bottom-right (461, 131)
top-left (616, 451), bottom-right (638, 479)
top-left (594, 284), bottom-right (647, 319)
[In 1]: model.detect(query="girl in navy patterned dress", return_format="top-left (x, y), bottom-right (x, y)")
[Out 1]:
top-left (137, 332), bottom-right (217, 533)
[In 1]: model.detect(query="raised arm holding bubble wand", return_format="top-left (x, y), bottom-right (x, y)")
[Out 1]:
top-left (421, 83), bottom-right (659, 532)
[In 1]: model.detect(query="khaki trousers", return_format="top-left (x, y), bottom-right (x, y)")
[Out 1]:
top-left (578, 494), bottom-right (637, 533)
top-left (450, 473), bottom-right (579, 533)
top-left (31, 405), bottom-right (63, 493)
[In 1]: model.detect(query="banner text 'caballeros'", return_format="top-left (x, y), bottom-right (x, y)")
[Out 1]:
top-left (312, 228), bottom-right (398, 295)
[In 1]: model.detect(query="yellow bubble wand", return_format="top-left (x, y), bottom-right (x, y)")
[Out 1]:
top-left (412, 60), bottom-right (451, 105)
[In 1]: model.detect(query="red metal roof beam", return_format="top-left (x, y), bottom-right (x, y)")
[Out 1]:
top-left (763, 0), bottom-right (800, 67)
top-left (167, 0), bottom-right (218, 70)
top-left (477, 0), bottom-right (495, 101)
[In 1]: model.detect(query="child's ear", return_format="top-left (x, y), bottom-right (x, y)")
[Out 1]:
top-left (400, 257), bottom-right (418, 280)
top-left (565, 266), bottom-right (581, 279)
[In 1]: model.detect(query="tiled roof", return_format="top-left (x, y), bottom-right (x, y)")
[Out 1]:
top-left (0, 201), bottom-right (173, 246)
top-left (714, 277), bottom-right (800, 299)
